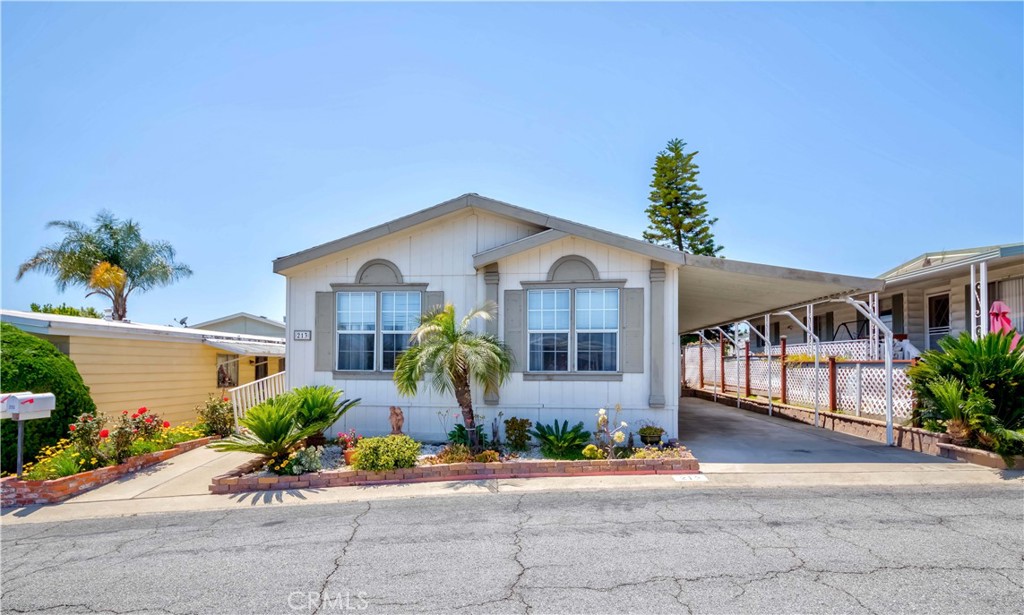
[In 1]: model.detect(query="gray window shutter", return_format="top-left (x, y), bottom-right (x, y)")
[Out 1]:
top-left (770, 322), bottom-right (780, 345)
top-left (314, 292), bottom-right (335, 372)
top-left (621, 288), bottom-right (644, 373)
top-left (825, 312), bottom-right (834, 342)
top-left (892, 293), bottom-right (905, 334)
top-left (424, 290), bottom-right (445, 314)
top-left (504, 289), bottom-right (525, 372)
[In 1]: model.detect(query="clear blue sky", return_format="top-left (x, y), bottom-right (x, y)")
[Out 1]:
top-left (3, 2), bottom-right (1021, 326)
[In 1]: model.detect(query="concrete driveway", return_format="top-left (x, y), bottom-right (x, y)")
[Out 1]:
top-left (679, 396), bottom-right (956, 466)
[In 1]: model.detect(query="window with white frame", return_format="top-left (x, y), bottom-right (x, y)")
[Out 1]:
top-left (337, 292), bottom-right (377, 370)
top-left (381, 291), bottom-right (422, 370)
top-left (336, 290), bottom-right (422, 371)
top-left (527, 288), bottom-right (619, 372)
top-left (575, 288), bottom-right (618, 371)
top-left (216, 354), bottom-right (238, 388)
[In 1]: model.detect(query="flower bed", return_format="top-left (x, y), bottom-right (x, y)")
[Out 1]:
top-left (1, 436), bottom-right (217, 507)
top-left (210, 452), bottom-right (699, 494)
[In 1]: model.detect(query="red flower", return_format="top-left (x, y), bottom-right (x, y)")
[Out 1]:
top-left (122, 410), bottom-right (129, 415)
top-left (138, 407), bottom-right (147, 414)
top-left (84, 416), bottom-right (92, 422)
top-left (222, 397), bottom-right (229, 402)
top-left (162, 421), bottom-right (171, 428)
top-left (131, 414), bottom-right (139, 419)
top-left (69, 424), bottom-right (76, 432)
top-left (145, 417), bottom-right (153, 424)
top-left (99, 429), bottom-right (109, 438)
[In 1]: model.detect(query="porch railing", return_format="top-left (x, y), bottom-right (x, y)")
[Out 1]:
top-left (228, 372), bottom-right (287, 425)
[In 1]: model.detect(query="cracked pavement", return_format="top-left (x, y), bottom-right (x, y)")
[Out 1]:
top-left (2, 484), bottom-right (1022, 614)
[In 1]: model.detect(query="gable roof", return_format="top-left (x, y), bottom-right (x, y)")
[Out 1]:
top-left (273, 193), bottom-right (686, 274)
top-left (192, 312), bottom-right (285, 331)
top-left (879, 243), bottom-right (1024, 283)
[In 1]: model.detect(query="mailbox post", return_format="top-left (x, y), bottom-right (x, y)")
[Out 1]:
top-left (1, 392), bottom-right (57, 477)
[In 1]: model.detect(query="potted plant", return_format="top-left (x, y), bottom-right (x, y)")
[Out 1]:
top-left (338, 429), bottom-right (363, 465)
top-left (637, 423), bottom-right (665, 446)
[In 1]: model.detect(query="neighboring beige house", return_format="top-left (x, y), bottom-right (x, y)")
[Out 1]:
top-left (751, 243), bottom-right (1024, 354)
top-left (0, 310), bottom-right (285, 424)
top-left (272, 193), bottom-right (879, 442)
top-left (193, 312), bottom-right (286, 338)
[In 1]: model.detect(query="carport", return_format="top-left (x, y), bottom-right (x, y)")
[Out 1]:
top-left (675, 254), bottom-right (907, 446)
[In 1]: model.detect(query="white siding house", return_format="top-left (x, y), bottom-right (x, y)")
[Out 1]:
top-left (275, 194), bottom-right (880, 443)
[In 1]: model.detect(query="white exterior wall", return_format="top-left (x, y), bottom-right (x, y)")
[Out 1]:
top-left (282, 209), bottom-right (679, 443)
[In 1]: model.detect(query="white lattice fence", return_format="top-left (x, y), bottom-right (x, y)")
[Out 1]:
top-left (772, 340), bottom-right (872, 360)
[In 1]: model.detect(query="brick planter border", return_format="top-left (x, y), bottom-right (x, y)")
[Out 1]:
top-left (937, 443), bottom-right (1024, 470)
top-left (690, 388), bottom-right (947, 455)
top-left (1, 436), bottom-right (218, 507)
top-left (209, 453), bottom-right (700, 494)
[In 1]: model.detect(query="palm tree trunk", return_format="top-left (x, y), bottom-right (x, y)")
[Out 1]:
top-left (454, 377), bottom-right (478, 448)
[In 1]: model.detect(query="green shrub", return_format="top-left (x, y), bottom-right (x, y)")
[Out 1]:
top-left (426, 443), bottom-right (472, 465)
top-left (582, 444), bottom-right (606, 460)
top-left (197, 395), bottom-right (235, 438)
top-left (352, 435), bottom-right (421, 471)
top-left (503, 417), bottom-right (532, 451)
top-left (290, 386), bottom-right (360, 435)
top-left (909, 332), bottom-right (1024, 461)
top-left (209, 396), bottom-right (320, 461)
top-left (447, 423), bottom-right (489, 448)
top-left (1, 323), bottom-right (97, 473)
top-left (473, 450), bottom-right (500, 463)
top-left (529, 420), bottom-right (591, 460)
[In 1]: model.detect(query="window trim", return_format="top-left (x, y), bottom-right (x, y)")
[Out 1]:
top-left (335, 290), bottom-right (377, 372)
top-left (333, 287), bottom-right (424, 375)
top-left (527, 289), bottom-right (571, 372)
top-left (524, 285), bottom-right (622, 375)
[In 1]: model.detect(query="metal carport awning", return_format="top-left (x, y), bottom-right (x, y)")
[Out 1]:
top-left (678, 253), bottom-right (885, 332)
top-left (204, 339), bottom-right (285, 357)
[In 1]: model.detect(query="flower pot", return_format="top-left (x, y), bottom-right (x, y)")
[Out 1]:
top-left (640, 433), bottom-right (662, 446)
top-left (343, 449), bottom-right (357, 465)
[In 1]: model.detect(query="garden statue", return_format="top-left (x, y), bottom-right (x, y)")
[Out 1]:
top-left (389, 406), bottom-right (404, 435)
top-left (627, 432), bottom-right (635, 450)
top-left (491, 417), bottom-right (501, 448)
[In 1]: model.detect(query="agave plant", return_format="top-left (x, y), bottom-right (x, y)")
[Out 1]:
top-left (925, 377), bottom-right (972, 445)
top-left (209, 396), bottom-right (321, 461)
top-left (290, 386), bottom-right (360, 446)
top-left (529, 420), bottom-right (591, 460)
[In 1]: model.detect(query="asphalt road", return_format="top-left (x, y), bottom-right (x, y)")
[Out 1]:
top-left (2, 484), bottom-right (1022, 615)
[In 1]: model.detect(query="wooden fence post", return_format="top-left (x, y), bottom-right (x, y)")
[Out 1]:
top-left (828, 356), bottom-right (837, 412)
top-left (698, 343), bottom-right (704, 389)
top-left (780, 336), bottom-right (788, 405)
top-left (744, 342), bottom-right (751, 398)
top-left (719, 332), bottom-right (726, 393)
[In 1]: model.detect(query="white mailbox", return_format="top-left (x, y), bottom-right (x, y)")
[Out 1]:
top-left (0, 392), bottom-right (32, 421)
top-left (2, 392), bottom-right (56, 421)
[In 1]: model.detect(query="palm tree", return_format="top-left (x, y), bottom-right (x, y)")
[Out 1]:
top-left (16, 211), bottom-right (192, 320)
top-left (393, 302), bottom-right (513, 447)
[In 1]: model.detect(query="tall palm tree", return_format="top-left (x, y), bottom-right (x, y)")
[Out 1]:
top-left (393, 302), bottom-right (513, 447)
top-left (16, 211), bottom-right (192, 320)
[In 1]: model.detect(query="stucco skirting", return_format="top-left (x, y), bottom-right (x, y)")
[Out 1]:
top-left (0, 436), bottom-right (218, 508)
top-left (209, 454), bottom-right (700, 494)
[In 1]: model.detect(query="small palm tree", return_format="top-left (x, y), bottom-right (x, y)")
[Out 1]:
top-left (393, 302), bottom-right (513, 447)
top-left (16, 211), bottom-right (192, 320)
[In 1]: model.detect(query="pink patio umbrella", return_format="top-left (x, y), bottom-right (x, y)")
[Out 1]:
top-left (989, 300), bottom-right (1021, 351)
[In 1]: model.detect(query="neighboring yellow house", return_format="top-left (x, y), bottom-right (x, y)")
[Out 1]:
top-left (0, 310), bottom-right (285, 424)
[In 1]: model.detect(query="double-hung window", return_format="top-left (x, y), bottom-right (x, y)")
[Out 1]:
top-left (336, 290), bottom-right (421, 371)
top-left (381, 291), bottom-right (421, 370)
top-left (576, 289), bottom-right (618, 371)
top-left (527, 288), bottom-right (619, 372)
top-left (337, 292), bottom-right (377, 371)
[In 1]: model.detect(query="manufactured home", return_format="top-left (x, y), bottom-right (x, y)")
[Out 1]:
top-left (272, 193), bottom-right (880, 442)
top-left (1, 310), bottom-right (285, 424)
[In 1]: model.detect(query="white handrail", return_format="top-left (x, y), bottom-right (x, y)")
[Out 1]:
top-left (228, 371), bottom-right (287, 427)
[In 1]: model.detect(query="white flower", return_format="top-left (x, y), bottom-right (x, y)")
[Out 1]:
top-left (598, 408), bottom-right (606, 415)
top-left (620, 421), bottom-right (628, 427)
top-left (613, 431), bottom-right (626, 443)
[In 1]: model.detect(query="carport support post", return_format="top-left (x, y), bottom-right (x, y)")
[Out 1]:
top-left (698, 341), bottom-right (704, 389)
top-left (719, 332), bottom-right (725, 396)
top-left (780, 336), bottom-right (788, 405)
top-left (744, 342), bottom-right (751, 398)
top-left (716, 327), bottom-right (742, 408)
